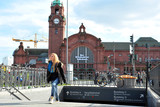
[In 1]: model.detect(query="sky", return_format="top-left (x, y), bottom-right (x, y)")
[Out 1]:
top-left (0, 0), bottom-right (160, 64)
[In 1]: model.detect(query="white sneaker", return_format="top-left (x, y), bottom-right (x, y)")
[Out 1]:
top-left (50, 98), bottom-right (54, 104)
top-left (49, 96), bottom-right (54, 104)
top-left (56, 100), bottom-right (60, 102)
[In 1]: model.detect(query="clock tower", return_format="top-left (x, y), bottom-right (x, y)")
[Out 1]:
top-left (48, 0), bottom-right (66, 56)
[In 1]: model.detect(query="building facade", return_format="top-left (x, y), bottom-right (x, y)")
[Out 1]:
top-left (48, 0), bottom-right (66, 56)
top-left (13, 42), bottom-right (48, 68)
top-left (13, 0), bottom-right (160, 79)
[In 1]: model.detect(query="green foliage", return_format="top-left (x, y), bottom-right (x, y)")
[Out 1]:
top-left (58, 83), bottom-right (70, 86)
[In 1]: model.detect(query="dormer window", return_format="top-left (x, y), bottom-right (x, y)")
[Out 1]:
top-left (55, 8), bottom-right (59, 15)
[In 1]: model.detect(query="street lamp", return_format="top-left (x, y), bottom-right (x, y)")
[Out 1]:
top-left (145, 43), bottom-right (150, 106)
top-left (113, 42), bottom-right (115, 72)
top-left (107, 55), bottom-right (111, 73)
top-left (66, 0), bottom-right (69, 83)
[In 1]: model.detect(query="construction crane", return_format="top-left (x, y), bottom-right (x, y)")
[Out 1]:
top-left (12, 33), bottom-right (48, 48)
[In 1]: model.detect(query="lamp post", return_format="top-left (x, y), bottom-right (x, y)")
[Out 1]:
top-left (107, 55), bottom-right (111, 73)
top-left (145, 43), bottom-right (149, 106)
top-left (66, 0), bottom-right (69, 83)
top-left (113, 42), bottom-right (115, 72)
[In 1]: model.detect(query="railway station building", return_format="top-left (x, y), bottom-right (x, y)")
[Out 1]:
top-left (13, 0), bottom-right (160, 79)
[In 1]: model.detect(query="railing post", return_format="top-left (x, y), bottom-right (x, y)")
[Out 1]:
top-left (28, 68), bottom-right (30, 87)
top-left (0, 67), bottom-right (3, 91)
top-left (14, 68), bottom-right (17, 88)
top-left (31, 68), bottom-right (33, 88)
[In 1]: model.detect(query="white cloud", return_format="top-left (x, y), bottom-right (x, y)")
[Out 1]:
top-left (0, 0), bottom-right (160, 63)
top-left (13, 29), bottom-right (31, 38)
top-left (126, 13), bottom-right (139, 19)
top-left (0, 36), bottom-right (17, 48)
top-left (66, 0), bottom-right (160, 42)
top-left (0, 0), bottom-right (51, 30)
top-left (68, 15), bottom-right (160, 42)
top-left (0, 35), bottom-right (47, 50)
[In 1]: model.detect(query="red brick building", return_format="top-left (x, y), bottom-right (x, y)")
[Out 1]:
top-left (13, 0), bottom-right (160, 79)
top-left (13, 42), bottom-right (48, 68)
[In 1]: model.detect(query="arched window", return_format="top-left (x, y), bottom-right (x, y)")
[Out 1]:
top-left (55, 29), bottom-right (58, 34)
top-left (55, 8), bottom-right (59, 15)
top-left (71, 46), bottom-right (94, 64)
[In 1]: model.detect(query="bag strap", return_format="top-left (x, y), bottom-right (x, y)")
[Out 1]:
top-left (50, 62), bottom-right (57, 73)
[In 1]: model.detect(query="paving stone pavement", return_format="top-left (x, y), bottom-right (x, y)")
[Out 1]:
top-left (0, 87), bottom-right (144, 107)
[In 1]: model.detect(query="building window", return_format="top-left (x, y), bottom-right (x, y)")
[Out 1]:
top-left (110, 54), bottom-right (113, 56)
top-left (79, 64), bottom-right (85, 68)
top-left (139, 58), bottom-right (142, 62)
top-left (74, 64), bottom-right (77, 68)
top-left (55, 8), bottom-right (59, 15)
top-left (87, 64), bottom-right (93, 68)
top-left (55, 29), bottom-right (58, 34)
top-left (145, 57), bottom-right (147, 62)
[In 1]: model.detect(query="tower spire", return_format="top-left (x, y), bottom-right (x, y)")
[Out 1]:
top-left (79, 23), bottom-right (86, 33)
top-left (51, 0), bottom-right (61, 6)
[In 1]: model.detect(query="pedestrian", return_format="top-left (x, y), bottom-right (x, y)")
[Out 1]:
top-left (47, 53), bottom-right (66, 104)
top-left (107, 72), bottom-right (111, 84)
top-left (137, 72), bottom-right (141, 86)
top-left (0, 63), bottom-right (4, 69)
top-left (139, 72), bottom-right (143, 86)
top-left (94, 72), bottom-right (99, 84)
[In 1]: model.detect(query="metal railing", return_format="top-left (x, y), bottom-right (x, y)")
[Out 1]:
top-left (0, 66), bottom-right (50, 91)
top-left (68, 73), bottom-right (147, 88)
top-left (0, 66), bottom-right (147, 90)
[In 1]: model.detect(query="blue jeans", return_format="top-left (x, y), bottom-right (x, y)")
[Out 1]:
top-left (51, 78), bottom-right (59, 101)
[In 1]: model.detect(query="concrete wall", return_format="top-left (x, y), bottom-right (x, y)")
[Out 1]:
top-left (150, 65), bottom-right (160, 95)
top-left (148, 88), bottom-right (160, 107)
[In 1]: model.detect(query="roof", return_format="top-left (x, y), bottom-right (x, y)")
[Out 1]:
top-left (102, 42), bottom-right (131, 51)
top-left (102, 37), bottom-right (159, 50)
top-left (51, 0), bottom-right (61, 7)
top-left (12, 48), bottom-right (19, 56)
top-left (25, 48), bottom-right (48, 56)
top-left (135, 37), bottom-right (160, 47)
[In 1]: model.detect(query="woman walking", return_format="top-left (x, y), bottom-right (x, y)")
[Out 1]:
top-left (47, 53), bottom-right (66, 104)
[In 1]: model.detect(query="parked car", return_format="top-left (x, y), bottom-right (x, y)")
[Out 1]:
top-left (73, 77), bottom-right (78, 81)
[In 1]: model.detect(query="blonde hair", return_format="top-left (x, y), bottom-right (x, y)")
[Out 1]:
top-left (50, 53), bottom-right (60, 64)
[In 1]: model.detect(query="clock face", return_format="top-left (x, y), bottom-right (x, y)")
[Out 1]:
top-left (54, 18), bottom-right (59, 24)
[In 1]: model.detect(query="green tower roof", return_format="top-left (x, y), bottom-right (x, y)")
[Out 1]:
top-left (52, 0), bottom-right (61, 6)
